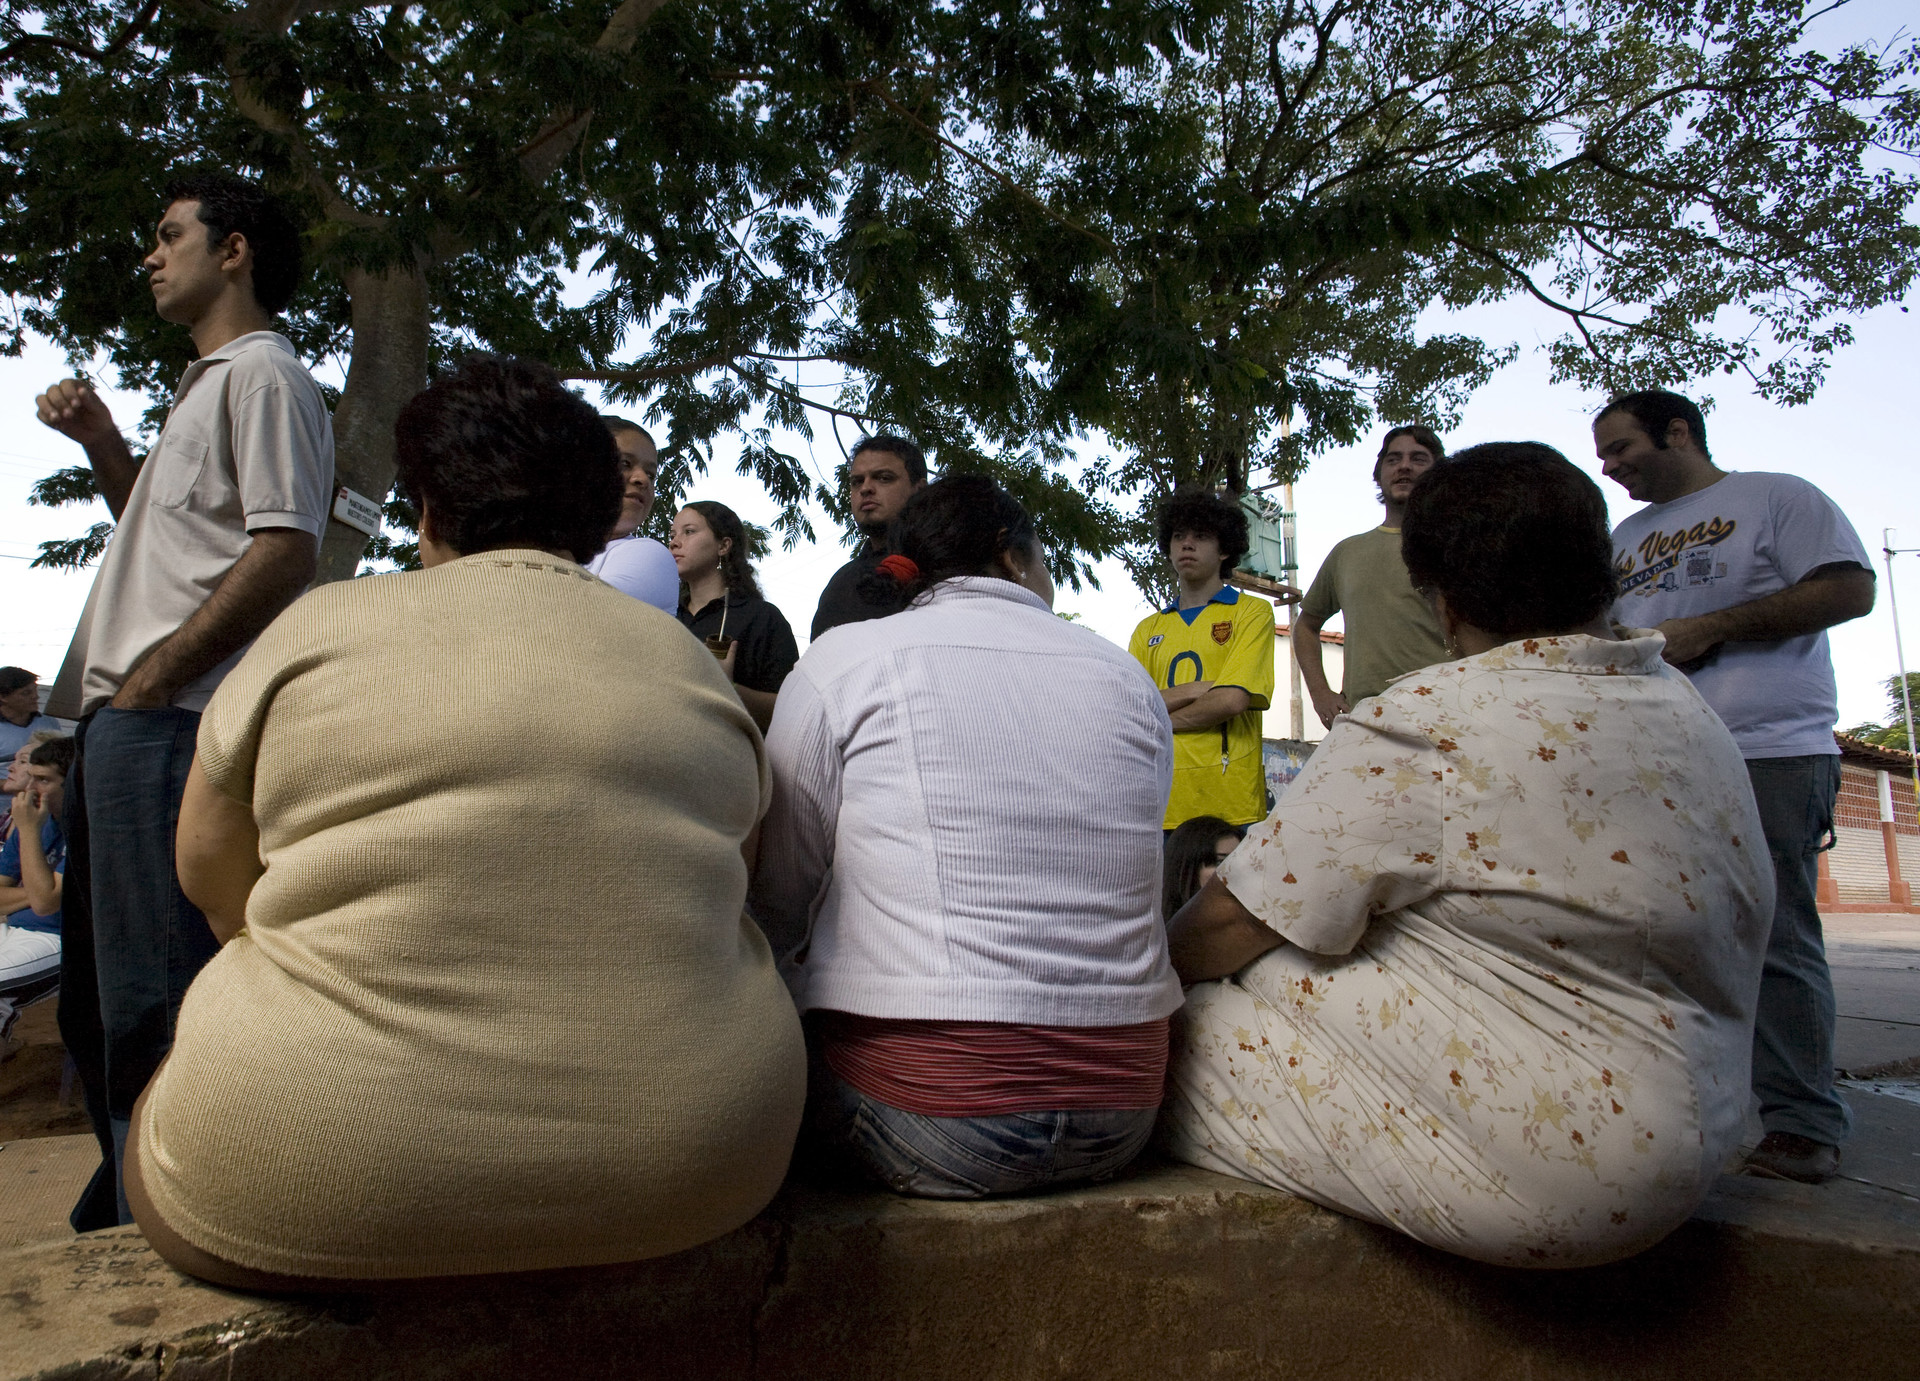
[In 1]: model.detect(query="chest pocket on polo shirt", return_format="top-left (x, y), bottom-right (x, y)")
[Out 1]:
top-left (147, 431), bottom-right (211, 509)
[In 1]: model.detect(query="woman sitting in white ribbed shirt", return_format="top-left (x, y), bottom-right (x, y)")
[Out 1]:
top-left (752, 475), bottom-right (1184, 1198)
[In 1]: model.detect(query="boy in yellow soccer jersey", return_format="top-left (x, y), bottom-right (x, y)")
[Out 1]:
top-left (1130, 491), bottom-right (1280, 831)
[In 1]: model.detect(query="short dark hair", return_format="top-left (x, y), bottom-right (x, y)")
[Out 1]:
top-left (850, 434), bottom-right (928, 485)
top-left (28, 735), bottom-right (74, 778)
top-left (162, 172), bottom-right (304, 314)
top-left (601, 415), bottom-right (656, 447)
top-left (1373, 425), bottom-right (1448, 488)
top-left (858, 475), bottom-right (1037, 605)
top-left (1596, 390), bottom-right (1710, 459)
top-left (1163, 815), bottom-right (1245, 920)
top-left (394, 355), bottom-right (623, 565)
top-left (1155, 490), bottom-right (1251, 580)
top-left (1401, 442), bottom-right (1618, 639)
top-left (0, 667), bottom-right (36, 696)
top-left (680, 499), bottom-right (762, 601)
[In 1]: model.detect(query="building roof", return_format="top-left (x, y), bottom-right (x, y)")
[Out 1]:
top-left (1835, 732), bottom-right (1918, 771)
top-left (1276, 623), bottom-right (1345, 646)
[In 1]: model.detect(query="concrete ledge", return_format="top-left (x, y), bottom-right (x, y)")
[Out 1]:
top-left (6, 1159), bottom-right (1919, 1381)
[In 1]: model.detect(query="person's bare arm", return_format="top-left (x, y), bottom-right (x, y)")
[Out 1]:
top-left (35, 379), bottom-right (142, 519)
top-left (175, 756), bottom-right (263, 945)
top-left (1169, 685), bottom-right (1252, 732)
top-left (1656, 564), bottom-right (1875, 666)
top-left (1292, 611), bottom-right (1348, 727)
top-left (111, 528), bottom-right (317, 709)
top-left (9, 787), bottom-right (59, 914)
top-left (736, 686), bottom-right (778, 733)
top-left (14, 817), bottom-right (61, 917)
top-left (715, 642), bottom-right (780, 733)
top-left (1167, 875), bottom-right (1287, 983)
top-left (0, 877), bottom-right (28, 915)
top-left (1160, 680), bottom-right (1212, 714)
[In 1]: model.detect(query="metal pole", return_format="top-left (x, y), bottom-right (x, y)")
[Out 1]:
top-left (1884, 530), bottom-right (1920, 826)
top-left (1285, 480), bottom-right (1304, 740)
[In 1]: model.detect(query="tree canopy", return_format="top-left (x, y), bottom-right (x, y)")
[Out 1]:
top-left (1849, 672), bottom-right (1920, 753)
top-left (3, 0), bottom-right (1915, 592)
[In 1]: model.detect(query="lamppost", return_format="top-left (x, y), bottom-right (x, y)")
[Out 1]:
top-left (1884, 530), bottom-right (1920, 812)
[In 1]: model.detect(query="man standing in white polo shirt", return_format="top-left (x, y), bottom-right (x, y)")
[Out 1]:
top-left (35, 172), bottom-right (335, 1229)
top-left (1597, 388), bottom-right (1874, 1186)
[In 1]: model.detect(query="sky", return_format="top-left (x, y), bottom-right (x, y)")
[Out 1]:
top-left (0, 2), bottom-right (1913, 735)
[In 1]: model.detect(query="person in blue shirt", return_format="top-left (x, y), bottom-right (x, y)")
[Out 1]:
top-left (0, 736), bottom-right (71, 1039)
top-left (0, 667), bottom-right (58, 760)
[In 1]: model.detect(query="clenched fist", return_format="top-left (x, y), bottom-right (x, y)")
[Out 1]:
top-left (35, 378), bottom-right (119, 447)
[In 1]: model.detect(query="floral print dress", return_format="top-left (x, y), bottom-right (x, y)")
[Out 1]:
top-left (1165, 632), bottom-right (1774, 1267)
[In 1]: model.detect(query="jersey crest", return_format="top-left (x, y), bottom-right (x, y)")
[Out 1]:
top-left (1211, 620), bottom-right (1233, 645)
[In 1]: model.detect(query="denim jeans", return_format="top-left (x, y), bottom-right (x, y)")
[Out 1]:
top-left (56, 707), bottom-right (219, 1228)
top-left (811, 1069), bottom-right (1158, 1199)
top-left (1746, 755), bottom-right (1852, 1147)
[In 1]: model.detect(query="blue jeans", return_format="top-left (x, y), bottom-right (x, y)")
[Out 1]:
top-left (811, 1070), bottom-right (1158, 1199)
top-left (1746, 755), bottom-right (1852, 1147)
top-left (56, 707), bottom-right (218, 1228)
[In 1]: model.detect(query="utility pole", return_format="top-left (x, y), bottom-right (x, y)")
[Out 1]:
top-left (1284, 479), bottom-right (1304, 740)
top-left (1884, 530), bottom-right (1920, 814)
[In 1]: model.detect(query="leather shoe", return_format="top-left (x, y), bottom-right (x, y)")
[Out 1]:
top-left (1743, 1131), bottom-right (1840, 1184)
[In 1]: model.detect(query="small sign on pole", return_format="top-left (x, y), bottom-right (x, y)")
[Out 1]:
top-left (332, 486), bottom-right (383, 538)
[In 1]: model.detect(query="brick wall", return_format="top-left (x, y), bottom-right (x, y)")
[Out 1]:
top-left (1836, 762), bottom-right (1918, 835)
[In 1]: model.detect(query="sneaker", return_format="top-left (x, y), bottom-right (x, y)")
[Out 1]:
top-left (1744, 1132), bottom-right (1840, 1184)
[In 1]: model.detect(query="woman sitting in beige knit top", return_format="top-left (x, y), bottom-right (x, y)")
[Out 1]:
top-left (126, 356), bottom-right (807, 1289)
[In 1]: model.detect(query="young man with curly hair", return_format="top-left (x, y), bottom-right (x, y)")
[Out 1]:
top-left (1130, 491), bottom-right (1277, 831)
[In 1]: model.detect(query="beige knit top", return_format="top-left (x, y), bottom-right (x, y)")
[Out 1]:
top-left (135, 551), bottom-right (807, 1280)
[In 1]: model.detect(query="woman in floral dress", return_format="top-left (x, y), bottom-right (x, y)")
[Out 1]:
top-left (1164, 443), bottom-right (1774, 1268)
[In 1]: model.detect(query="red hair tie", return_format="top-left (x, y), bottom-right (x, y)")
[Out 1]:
top-left (876, 554), bottom-right (920, 584)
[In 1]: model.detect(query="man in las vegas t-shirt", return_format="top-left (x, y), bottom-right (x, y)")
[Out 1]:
top-left (1596, 389), bottom-right (1875, 1186)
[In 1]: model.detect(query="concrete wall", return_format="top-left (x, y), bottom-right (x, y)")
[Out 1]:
top-left (7, 1163), bottom-right (1918, 1381)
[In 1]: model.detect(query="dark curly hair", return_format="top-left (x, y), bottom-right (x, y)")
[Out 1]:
top-left (1155, 490), bottom-right (1250, 580)
top-left (1400, 442), bottom-right (1618, 639)
top-left (680, 499), bottom-right (762, 601)
top-left (1595, 389), bottom-right (1711, 460)
top-left (857, 475), bottom-right (1037, 606)
top-left (162, 172), bottom-right (304, 315)
top-left (394, 355), bottom-right (622, 564)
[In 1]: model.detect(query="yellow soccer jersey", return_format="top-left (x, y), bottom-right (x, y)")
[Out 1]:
top-left (1129, 588), bottom-right (1276, 828)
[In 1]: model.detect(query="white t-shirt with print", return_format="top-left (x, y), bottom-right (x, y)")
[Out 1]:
top-left (1610, 471), bottom-right (1870, 759)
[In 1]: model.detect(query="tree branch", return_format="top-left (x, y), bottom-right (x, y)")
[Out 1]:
top-left (516, 0), bottom-right (675, 187)
top-left (860, 81), bottom-right (1118, 254)
top-left (0, 0), bottom-right (163, 65)
top-left (564, 352), bottom-right (739, 384)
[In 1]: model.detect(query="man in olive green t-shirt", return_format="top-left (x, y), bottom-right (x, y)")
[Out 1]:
top-left (1295, 426), bottom-right (1450, 728)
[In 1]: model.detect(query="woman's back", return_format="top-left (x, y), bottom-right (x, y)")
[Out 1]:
top-left (138, 551), bottom-right (806, 1280)
top-left (755, 576), bottom-right (1182, 1027)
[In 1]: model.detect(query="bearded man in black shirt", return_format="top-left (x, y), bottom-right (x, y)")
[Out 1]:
top-left (810, 435), bottom-right (929, 639)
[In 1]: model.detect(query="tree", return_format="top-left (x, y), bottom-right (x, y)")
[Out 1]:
top-left (2, 0), bottom-right (1192, 585)
top-left (4, 1), bottom-right (1915, 598)
top-left (948, 0), bottom-right (1920, 580)
top-left (1849, 672), bottom-right (1920, 753)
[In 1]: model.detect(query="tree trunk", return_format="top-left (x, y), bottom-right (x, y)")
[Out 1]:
top-left (316, 261), bottom-right (431, 584)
